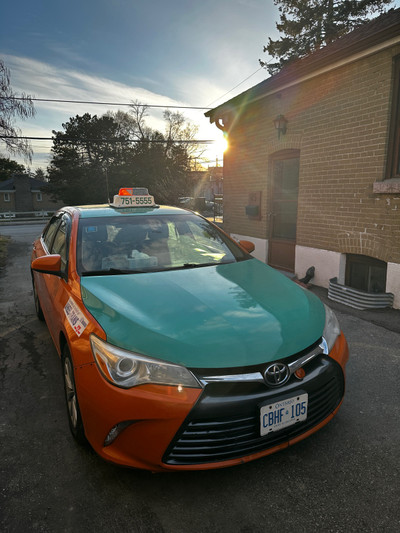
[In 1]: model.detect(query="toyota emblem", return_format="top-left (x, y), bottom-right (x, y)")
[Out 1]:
top-left (264, 363), bottom-right (290, 387)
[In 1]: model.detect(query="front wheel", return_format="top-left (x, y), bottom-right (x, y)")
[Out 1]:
top-left (62, 345), bottom-right (86, 444)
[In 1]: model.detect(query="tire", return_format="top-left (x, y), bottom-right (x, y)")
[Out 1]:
top-left (62, 345), bottom-right (86, 445)
top-left (32, 274), bottom-right (44, 321)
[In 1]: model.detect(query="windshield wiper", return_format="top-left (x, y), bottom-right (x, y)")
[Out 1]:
top-left (182, 262), bottom-right (213, 268)
top-left (81, 268), bottom-right (149, 276)
top-left (168, 261), bottom-right (232, 271)
top-left (81, 261), bottom-right (235, 276)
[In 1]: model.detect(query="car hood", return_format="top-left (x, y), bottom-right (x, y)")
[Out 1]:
top-left (80, 259), bottom-right (325, 368)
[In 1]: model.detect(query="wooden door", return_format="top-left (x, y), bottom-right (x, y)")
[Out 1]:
top-left (268, 154), bottom-right (299, 272)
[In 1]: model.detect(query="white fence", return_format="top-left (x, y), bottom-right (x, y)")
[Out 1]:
top-left (0, 210), bottom-right (53, 223)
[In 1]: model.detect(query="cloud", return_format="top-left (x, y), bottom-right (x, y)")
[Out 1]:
top-left (3, 54), bottom-right (181, 109)
top-left (1, 54), bottom-right (224, 168)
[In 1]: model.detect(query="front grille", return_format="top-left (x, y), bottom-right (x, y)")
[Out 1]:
top-left (163, 357), bottom-right (344, 465)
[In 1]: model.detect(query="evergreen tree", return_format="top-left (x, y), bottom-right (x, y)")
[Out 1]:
top-left (0, 156), bottom-right (26, 180)
top-left (48, 114), bottom-right (133, 205)
top-left (34, 168), bottom-right (47, 181)
top-left (261, 0), bottom-right (394, 75)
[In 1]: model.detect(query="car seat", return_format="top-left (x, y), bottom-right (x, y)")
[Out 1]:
top-left (142, 222), bottom-right (170, 266)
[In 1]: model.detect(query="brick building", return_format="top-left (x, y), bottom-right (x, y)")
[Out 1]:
top-left (0, 174), bottom-right (62, 216)
top-left (206, 9), bottom-right (400, 309)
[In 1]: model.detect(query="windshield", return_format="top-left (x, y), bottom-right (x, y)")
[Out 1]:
top-left (77, 213), bottom-right (251, 275)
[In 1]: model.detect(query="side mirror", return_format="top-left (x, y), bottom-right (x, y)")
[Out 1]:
top-left (31, 254), bottom-right (62, 275)
top-left (239, 240), bottom-right (255, 254)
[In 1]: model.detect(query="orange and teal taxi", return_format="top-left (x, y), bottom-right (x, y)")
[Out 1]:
top-left (31, 188), bottom-right (349, 471)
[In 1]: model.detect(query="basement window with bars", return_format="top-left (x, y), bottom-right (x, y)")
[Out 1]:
top-left (345, 254), bottom-right (387, 294)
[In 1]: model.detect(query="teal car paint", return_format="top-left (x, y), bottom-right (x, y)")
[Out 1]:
top-left (81, 258), bottom-right (325, 368)
top-left (77, 205), bottom-right (180, 218)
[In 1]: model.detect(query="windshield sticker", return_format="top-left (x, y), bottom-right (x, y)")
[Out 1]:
top-left (64, 297), bottom-right (88, 337)
top-left (85, 226), bottom-right (98, 233)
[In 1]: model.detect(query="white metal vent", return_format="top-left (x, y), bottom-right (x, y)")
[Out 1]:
top-left (328, 277), bottom-right (394, 310)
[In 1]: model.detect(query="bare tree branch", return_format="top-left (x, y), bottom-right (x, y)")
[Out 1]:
top-left (0, 59), bottom-right (36, 162)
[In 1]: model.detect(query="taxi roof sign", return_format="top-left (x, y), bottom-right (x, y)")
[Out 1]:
top-left (111, 187), bottom-right (157, 208)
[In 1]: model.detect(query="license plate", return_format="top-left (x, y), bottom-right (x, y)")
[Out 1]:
top-left (260, 393), bottom-right (308, 436)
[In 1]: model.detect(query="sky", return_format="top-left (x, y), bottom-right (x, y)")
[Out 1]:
top-left (1, 0), bottom-right (398, 172)
top-left (0, 0), bottom-right (282, 171)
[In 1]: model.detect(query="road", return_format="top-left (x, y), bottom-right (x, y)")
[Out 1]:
top-left (1, 224), bottom-right (399, 533)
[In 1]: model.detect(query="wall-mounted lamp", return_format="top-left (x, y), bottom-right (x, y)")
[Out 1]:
top-left (273, 114), bottom-right (288, 139)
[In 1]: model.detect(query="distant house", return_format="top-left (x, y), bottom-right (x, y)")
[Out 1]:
top-left (189, 166), bottom-right (223, 200)
top-left (0, 174), bottom-right (62, 216)
top-left (206, 9), bottom-right (400, 308)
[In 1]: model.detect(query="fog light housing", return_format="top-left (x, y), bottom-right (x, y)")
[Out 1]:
top-left (104, 421), bottom-right (135, 446)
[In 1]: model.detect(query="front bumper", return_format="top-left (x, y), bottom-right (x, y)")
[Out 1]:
top-left (75, 333), bottom-right (348, 471)
top-left (164, 354), bottom-right (343, 465)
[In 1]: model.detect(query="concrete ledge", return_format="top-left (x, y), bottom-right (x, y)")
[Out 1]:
top-left (373, 178), bottom-right (400, 194)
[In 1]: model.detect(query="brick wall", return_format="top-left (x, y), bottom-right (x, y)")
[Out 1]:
top-left (222, 44), bottom-right (400, 265)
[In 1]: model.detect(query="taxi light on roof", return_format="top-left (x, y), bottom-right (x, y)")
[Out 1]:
top-left (118, 187), bottom-right (149, 196)
top-left (118, 188), bottom-right (133, 196)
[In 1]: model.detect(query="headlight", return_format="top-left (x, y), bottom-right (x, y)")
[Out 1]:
top-left (322, 304), bottom-right (341, 353)
top-left (90, 335), bottom-right (202, 389)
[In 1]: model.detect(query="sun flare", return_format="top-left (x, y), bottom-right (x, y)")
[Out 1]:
top-left (214, 134), bottom-right (228, 154)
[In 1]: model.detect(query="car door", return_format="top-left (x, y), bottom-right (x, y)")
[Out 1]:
top-left (33, 213), bottom-right (72, 345)
top-left (32, 214), bottom-right (62, 312)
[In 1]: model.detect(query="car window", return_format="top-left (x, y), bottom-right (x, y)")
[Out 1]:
top-left (77, 213), bottom-right (251, 275)
top-left (51, 214), bottom-right (71, 273)
top-left (42, 216), bottom-right (61, 252)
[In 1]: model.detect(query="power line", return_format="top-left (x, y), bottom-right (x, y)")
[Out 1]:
top-left (6, 97), bottom-right (211, 110)
top-left (6, 61), bottom-right (272, 112)
top-left (206, 66), bottom-right (264, 108)
top-left (206, 58), bottom-right (274, 108)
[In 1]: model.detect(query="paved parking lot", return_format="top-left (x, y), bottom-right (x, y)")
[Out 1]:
top-left (1, 224), bottom-right (399, 533)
